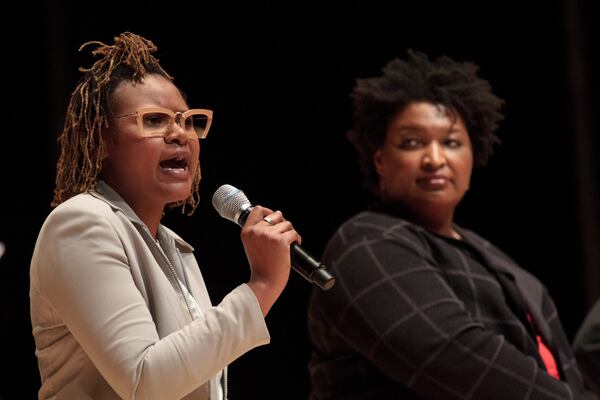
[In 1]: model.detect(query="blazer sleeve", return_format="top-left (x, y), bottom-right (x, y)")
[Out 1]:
top-left (35, 203), bottom-right (270, 400)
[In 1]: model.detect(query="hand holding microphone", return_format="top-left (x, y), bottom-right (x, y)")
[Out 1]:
top-left (212, 184), bottom-right (335, 291)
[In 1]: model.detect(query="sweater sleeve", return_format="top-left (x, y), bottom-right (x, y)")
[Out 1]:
top-left (573, 299), bottom-right (600, 396)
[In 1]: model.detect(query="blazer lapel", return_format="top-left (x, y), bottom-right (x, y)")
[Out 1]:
top-left (460, 230), bottom-right (563, 369)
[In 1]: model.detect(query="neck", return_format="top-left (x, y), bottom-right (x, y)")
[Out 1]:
top-left (98, 177), bottom-right (164, 238)
top-left (130, 201), bottom-right (163, 238)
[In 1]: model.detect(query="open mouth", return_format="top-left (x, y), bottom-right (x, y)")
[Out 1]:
top-left (160, 154), bottom-right (189, 171)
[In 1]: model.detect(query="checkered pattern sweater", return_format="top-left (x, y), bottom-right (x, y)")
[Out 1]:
top-left (308, 208), bottom-right (595, 399)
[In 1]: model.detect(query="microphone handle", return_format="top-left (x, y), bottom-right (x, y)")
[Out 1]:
top-left (291, 243), bottom-right (336, 290)
top-left (237, 207), bottom-right (335, 290)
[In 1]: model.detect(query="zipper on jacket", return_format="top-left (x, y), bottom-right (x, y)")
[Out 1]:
top-left (222, 367), bottom-right (228, 399)
top-left (154, 240), bottom-right (196, 319)
top-left (155, 239), bottom-right (228, 398)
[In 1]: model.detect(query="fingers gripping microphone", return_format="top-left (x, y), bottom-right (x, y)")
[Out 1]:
top-left (212, 184), bottom-right (335, 290)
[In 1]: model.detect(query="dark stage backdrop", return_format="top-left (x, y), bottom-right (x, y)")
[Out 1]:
top-left (1, 1), bottom-right (598, 398)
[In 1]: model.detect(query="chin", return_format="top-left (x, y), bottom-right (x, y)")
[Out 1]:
top-left (162, 184), bottom-right (192, 202)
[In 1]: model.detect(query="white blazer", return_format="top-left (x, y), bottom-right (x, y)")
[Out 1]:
top-left (30, 181), bottom-right (270, 399)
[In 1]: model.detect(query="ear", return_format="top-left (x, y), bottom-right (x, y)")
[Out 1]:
top-left (373, 148), bottom-right (384, 175)
top-left (99, 128), bottom-right (113, 160)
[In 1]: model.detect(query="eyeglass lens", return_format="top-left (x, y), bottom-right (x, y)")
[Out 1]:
top-left (141, 111), bottom-right (209, 138)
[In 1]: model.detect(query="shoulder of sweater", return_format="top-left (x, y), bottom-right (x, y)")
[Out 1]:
top-left (330, 210), bottom-right (429, 252)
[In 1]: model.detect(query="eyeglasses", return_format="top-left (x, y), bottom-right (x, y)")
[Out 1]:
top-left (116, 107), bottom-right (213, 139)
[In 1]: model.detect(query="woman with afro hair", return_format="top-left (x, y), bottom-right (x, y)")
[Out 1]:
top-left (307, 50), bottom-right (597, 399)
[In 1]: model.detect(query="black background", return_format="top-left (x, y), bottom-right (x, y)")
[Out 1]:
top-left (1, 0), bottom-right (598, 398)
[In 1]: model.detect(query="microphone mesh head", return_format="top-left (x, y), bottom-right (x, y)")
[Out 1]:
top-left (212, 184), bottom-right (251, 224)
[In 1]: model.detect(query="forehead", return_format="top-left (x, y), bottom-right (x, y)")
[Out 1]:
top-left (389, 102), bottom-right (467, 135)
top-left (111, 74), bottom-right (186, 111)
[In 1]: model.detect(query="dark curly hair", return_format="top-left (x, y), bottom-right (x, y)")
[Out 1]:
top-left (347, 50), bottom-right (504, 195)
top-left (53, 32), bottom-right (201, 215)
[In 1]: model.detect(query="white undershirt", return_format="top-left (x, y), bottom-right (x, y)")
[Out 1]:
top-left (156, 239), bottom-right (225, 399)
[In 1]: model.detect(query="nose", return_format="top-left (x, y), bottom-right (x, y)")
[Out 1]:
top-left (422, 141), bottom-right (446, 170)
top-left (164, 121), bottom-right (189, 145)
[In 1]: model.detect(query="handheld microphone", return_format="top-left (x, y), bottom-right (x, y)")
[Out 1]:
top-left (212, 184), bottom-right (335, 290)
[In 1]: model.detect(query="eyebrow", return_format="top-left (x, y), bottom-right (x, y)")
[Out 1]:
top-left (394, 125), bottom-right (423, 133)
top-left (447, 126), bottom-right (466, 134)
top-left (393, 124), bottom-right (466, 135)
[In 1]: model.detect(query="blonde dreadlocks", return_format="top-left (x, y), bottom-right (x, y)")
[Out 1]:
top-left (52, 32), bottom-right (201, 215)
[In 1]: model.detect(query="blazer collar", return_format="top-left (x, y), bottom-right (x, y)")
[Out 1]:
top-left (459, 229), bottom-right (553, 344)
top-left (89, 180), bottom-right (194, 253)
